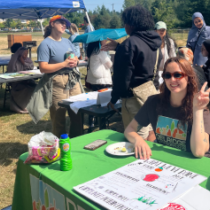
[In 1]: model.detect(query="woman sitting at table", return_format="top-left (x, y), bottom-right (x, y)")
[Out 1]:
top-left (7, 47), bottom-right (36, 113)
top-left (124, 57), bottom-right (210, 159)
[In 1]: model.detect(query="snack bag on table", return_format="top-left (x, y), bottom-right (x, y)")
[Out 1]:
top-left (24, 131), bottom-right (60, 164)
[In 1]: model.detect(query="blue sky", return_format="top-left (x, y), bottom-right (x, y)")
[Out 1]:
top-left (83, 0), bottom-right (124, 12)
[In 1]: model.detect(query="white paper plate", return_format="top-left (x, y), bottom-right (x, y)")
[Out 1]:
top-left (105, 142), bottom-right (135, 156)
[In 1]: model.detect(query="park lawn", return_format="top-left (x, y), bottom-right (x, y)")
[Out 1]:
top-left (0, 31), bottom-right (187, 209)
top-left (0, 32), bottom-right (70, 55)
top-left (0, 31), bottom-right (188, 55)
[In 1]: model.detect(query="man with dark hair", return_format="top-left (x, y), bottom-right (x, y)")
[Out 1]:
top-left (83, 16), bottom-right (95, 58)
top-left (102, 5), bottom-right (162, 139)
top-left (83, 16), bottom-right (94, 33)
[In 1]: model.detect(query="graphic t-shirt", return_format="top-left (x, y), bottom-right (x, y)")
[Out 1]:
top-left (134, 94), bottom-right (209, 152)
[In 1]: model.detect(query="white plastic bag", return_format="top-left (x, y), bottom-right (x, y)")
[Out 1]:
top-left (25, 131), bottom-right (60, 164)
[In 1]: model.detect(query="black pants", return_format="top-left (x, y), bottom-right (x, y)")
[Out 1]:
top-left (88, 84), bottom-right (112, 128)
top-left (90, 84), bottom-right (112, 91)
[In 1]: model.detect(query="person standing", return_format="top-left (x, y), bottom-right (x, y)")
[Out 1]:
top-left (86, 40), bottom-right (113, 128)
top-left (102, 5), bottom-right (162, 139)
top-left (155, 21), bottom-right (177, 85)
top-left (187, 12), bottom-right (210, 66)
top-left (27, 15), bottom-right (82, 138)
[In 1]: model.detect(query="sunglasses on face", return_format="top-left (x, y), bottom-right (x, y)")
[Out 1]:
top-left (162, 72), bottom-right (186, 80)
top-left (56, 20), bottom-right (66, 26)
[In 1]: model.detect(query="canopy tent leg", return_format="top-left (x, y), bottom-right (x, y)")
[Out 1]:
top-left (85, 11), bottom-right (93, 32)
top-left (38, 19), bottom-right (44, 35)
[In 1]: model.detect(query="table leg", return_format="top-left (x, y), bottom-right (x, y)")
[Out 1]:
top-left (67, 108), bottom-right (84, 138)
top-left (98, 117), bottom-right (107, 130)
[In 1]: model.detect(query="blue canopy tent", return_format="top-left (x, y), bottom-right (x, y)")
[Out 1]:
top-left (0, 0), bottom-right (86, 19)
top-left (0, 0), bottom-right (93, 34)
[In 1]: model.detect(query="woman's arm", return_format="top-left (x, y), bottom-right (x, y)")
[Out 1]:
top-left (103, 60), bottom-right (113, 69)
top-left (99, 52), bottom-right (113, 69)
top-left (191, 82), bottom-right (210, 157)
top-left (124, 119), bottom-right (152, 160)
top-left (39, 57), bottom-right (78, 74)
top-left (191, 109), bottom-right (209, 157)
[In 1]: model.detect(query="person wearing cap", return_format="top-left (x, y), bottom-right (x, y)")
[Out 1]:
top-left (155, 21), bottom-right (177, 85)
top-left (27, 15), bottom-right (83, 138)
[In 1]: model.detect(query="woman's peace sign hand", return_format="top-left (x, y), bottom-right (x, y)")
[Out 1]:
top-left (193, 82), bottom-right (210, 111)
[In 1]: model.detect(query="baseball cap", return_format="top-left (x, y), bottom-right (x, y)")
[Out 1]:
top-left (49, 15), bottom-right (71, 28)
top-left (155, 21), bottom-right (167, 30)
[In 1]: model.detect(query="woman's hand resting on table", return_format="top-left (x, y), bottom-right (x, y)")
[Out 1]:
top-left (124, 119), bottom-right (152, 160)
top-left (193, 82), bottom-right (210, 111)
top-left (134, 138), bottom-right (152, 160)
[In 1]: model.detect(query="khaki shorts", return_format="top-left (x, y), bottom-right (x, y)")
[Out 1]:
top-left (121, 97), bottom-right (153, 139)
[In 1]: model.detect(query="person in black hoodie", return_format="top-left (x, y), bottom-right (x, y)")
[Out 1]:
top-left (102, 5), bottom-right (162, 139)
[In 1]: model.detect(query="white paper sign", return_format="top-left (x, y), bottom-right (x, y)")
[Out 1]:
top-left (158, 185), bottom-right (210, 210)
top-left (74, 159), bottom-right (207, 210)
top-left (73, 1), bottom-right (80, 7)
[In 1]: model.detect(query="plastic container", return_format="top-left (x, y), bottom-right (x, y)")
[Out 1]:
top-left (65, 51), bottom-right (75, 59)
top-left (59, 134), bottom-right (72, 171)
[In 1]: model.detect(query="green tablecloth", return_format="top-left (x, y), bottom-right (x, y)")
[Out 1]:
top-left (12, 130), bottom-right (210, 210)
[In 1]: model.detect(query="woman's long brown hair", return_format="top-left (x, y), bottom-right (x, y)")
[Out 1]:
top-left (159, 57), bottom-right (198, 124)
top-left (44, 24), bottom-right (52, 38)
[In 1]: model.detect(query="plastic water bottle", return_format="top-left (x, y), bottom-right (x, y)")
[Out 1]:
top-left (59, 134), bottom-right (72, 171)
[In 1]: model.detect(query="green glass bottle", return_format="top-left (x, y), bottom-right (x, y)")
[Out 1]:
top-left (59, 134), bottom-right (72, 171)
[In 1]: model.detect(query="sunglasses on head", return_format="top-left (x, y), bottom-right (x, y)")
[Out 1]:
top-left (162, 72), bottom-right (186, 80)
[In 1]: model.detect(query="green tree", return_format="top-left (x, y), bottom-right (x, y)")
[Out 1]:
top-left (28, 20), bottom-right (37, 28)
top-left (4, 19), bottom-right (13, 28)
top-left (10, 20), bottom-right (17, 28)
top-left (42, 19), bottom-right (49, 27)
top-left (123, 0), bottom-right (135, 9)
top-left (135, 0), bottom-right (155, 10)
top-left (151, 0), bottom-right (176, 29)
top-left (16, 20), bottom-right (23, 29)
top-left (0, 22), bottom-right (4, 29)
top-left (94, 14), bottom-right (111, 29)
top-left (110, 15), bottom-right (121, 28)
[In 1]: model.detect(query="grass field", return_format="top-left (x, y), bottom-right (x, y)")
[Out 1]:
top-left (0, 31), bottom-right (187, 209)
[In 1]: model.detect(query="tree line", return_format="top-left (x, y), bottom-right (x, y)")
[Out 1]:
top-left (67, 0), bottom-right (210, 30)
top-left (1, 0), bottom-right (210, 30)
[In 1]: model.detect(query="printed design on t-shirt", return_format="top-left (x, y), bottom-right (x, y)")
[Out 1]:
top-left (155, 116), bottom-right (188, 151)
top-left (156, 116), bottom-right (187, 140)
